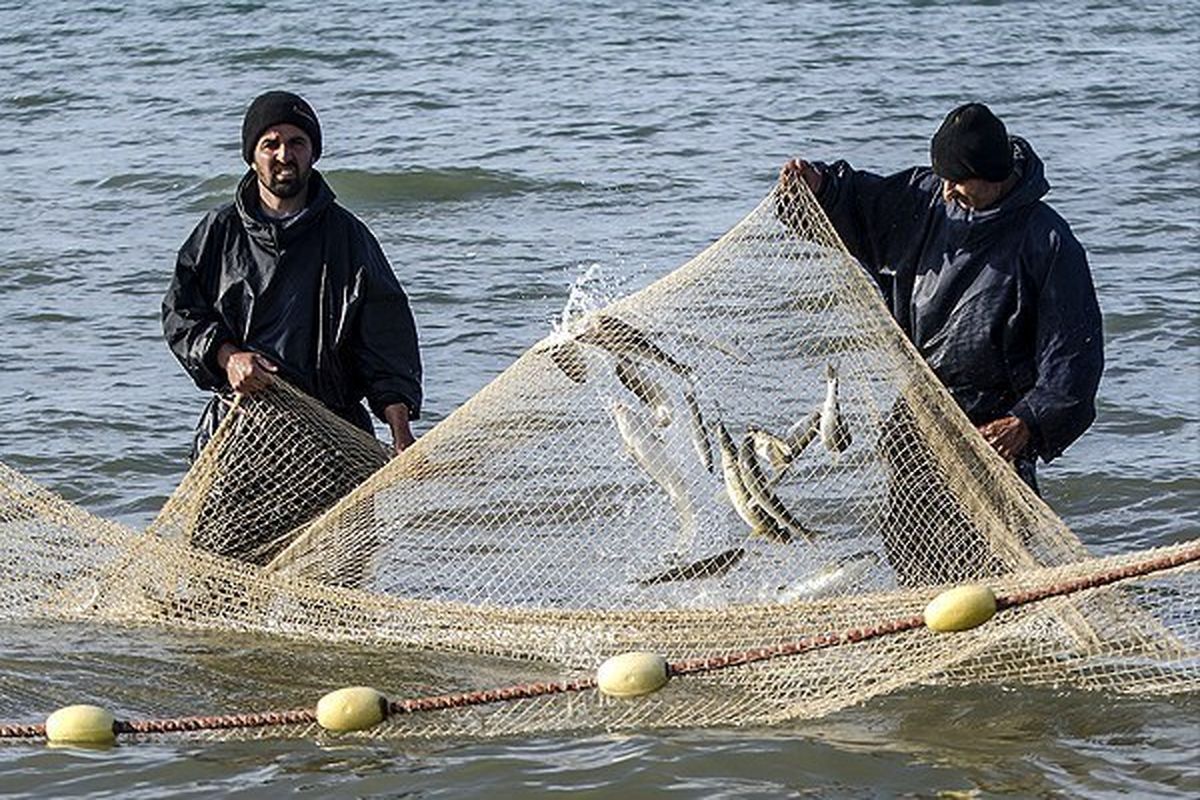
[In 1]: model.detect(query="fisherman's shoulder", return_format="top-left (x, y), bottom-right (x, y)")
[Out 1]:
top-left (190, 200), bottom-right (240, 232)
top-left (1022, 201), bottom-right (1086, 258)
top-left (1018, 201), bottom-right (1090, 287)
top-left (327, 202), bottom-right (388, 252)
top-left (323, 200), bottom-right (372, 235)
top-left (178, 201), bottom-right (240, 259)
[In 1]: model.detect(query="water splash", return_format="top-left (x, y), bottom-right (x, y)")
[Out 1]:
top-left (551, 262), bottom-right (624, 334)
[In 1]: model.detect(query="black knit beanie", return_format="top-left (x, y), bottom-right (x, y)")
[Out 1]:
top-left (241, 91), bottom-right (322, 163)
top-left (930, 102), bottom-right (1012, 182)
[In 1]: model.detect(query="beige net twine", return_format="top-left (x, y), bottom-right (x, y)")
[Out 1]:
top-left (0, 181), bottom-right (1195, 742)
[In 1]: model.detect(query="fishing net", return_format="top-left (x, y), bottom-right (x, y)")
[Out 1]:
top-left (0, 181), bottom-right (1195, 743)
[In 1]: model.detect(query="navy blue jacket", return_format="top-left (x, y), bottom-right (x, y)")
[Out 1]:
top-left (812, 138), bottom-right (1102, 462)
top-left (163, 170), bottom-right (423, 443)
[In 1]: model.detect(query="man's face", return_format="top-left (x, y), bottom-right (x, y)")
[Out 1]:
top-left (940, 176), bottom-right (1007, 210)
top-left (252, 123), bottom-right (313, 200)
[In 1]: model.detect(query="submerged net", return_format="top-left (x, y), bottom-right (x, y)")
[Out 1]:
top-left (0, 182), bottom-right (1195, 742)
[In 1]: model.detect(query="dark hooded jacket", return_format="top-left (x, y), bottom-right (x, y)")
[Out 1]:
top-left (810, 138), bottom-right (1102, 462)
top-left (163, 170), bottom-right (422, 449)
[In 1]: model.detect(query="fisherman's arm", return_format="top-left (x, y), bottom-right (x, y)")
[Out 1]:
top-left (1006, 227), bottom-right (1104, 462)
top-left (383, 402), bottom-right (415, 454)
top-left (162, 215), bottom-right (239, 391)
top-left (978, 415), bottom-right (1031, 461)
top-left (352, 231), bottom-right (424, 454)
top-left (215, 343), bottom-right (277, 395)
top-left (776, 158), bottom-right (929, 279)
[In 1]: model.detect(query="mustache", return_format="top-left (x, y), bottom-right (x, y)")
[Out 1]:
top-left (271, 164), bottom-right (304, 180)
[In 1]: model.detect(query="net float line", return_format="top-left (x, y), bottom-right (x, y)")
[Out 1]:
top-left (2, 539), bottom-right (1195, 743)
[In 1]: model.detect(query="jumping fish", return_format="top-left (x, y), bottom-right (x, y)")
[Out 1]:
top-left (765, 408), bottom-right (822, 490)
top-left (775, 550), bottom-right (880, 602)
top-left (577, 314), bottom-right (691, 376)
top-left (611, 401), bottom-right (697, 551)
top-left (747, 425), bottom-right (794, 472)
top-left (737, 433), bottom-right (818, 543)
top-left (545, 340), bottom-right (588, 384)
top-left (636, 547), bottom-right (746, 587)
top-left (614, 356), bottom-right (672, 427)
top-left (683, 383), bottom-right (714, 473)
top-left (785, 408), bottom-right (822, 454)
top-left (714, 422), bottom-right (786, 541)
top-left (819, 363), bottom-right (852, 454)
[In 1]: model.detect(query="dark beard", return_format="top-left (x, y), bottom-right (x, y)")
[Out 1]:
top-left (264, 171), bottom-right (309, 200)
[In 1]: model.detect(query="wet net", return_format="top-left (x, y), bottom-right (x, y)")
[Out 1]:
top-left (0, 181), bottom-right (1195, 742)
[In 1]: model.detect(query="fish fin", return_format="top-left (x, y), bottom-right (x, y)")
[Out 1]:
top-left (750, 521), bottom-right (792, 545)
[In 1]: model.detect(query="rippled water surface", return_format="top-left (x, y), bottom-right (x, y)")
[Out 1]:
top-left (1, 1), bottom-right (1197, 797)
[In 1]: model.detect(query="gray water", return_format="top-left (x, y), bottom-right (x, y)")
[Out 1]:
top-left (1, 0), bottom-right (1197, 796)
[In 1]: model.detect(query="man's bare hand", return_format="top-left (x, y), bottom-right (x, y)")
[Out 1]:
top-left (384, 402), bottom-right (415, 455)
top-left (779, 158), bottom-right (824, 195)
top-left (218, 344), bottom-right (277, 394)
top-left (977, 416), bottom-right (1031, 461)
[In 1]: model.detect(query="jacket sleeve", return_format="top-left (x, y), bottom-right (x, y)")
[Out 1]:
top-left (161, 213), bottom-right (235, 391)
top-left (811, 161), bottom-right (932, 282)
top-left (1008, 225), bottom-right (1104, 461)
top-left (352, 231), bottom-right (424, 422)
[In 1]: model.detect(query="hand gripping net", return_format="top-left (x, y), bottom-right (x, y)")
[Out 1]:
top-left (0, 183), bottom-right (1195, 742)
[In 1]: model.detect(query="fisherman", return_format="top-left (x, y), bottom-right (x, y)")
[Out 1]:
top-left (778, 102), bottom-right (1103, 492)
top-left (777, 103), bottom-right (1104, 584)
top-left (163, 90), bottom-right (423, 460)
top-left (161, 90), bottom-right (422, 564)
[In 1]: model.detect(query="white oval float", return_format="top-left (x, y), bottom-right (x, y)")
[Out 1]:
top-left (596, 651), bottom-right (669, 698)
top-left (924, 584), bottom-right (997, 632)
top-left (45, 704), bottom-right (116, 746)
top-left (316, 686), bottom-right (389, 732)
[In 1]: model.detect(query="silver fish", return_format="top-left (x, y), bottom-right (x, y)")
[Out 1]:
top-left (714, 422), bottom-right (786, 541)
top-left (747, 425), bottom-right (794, 472)
top-left (764, 408), bottom-right (822, 490)
top-left (611, 401), bottom-right (696, 551)
top-left (737, 433), bottom-right (817, 543)
top-left (819, 363), bottom-right (852, 454)
top-left (615, 356), bottom-right (671, 427)
top-left (545, 340), bottom-right (588, 384)
top-left (577, 314), bottom-right (691, 375)
top-left (683, 384), bottom-right (714, 473)
top-left (775, 550), bottom-right (880, 602)
top-left (636, 547), bottom-right (745, 587)
top-left (785, 408), bottom-right (822, 454)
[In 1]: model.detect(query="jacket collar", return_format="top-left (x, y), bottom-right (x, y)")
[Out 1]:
top-left (235, 168), bottom-right (336, 246)
top-left (942, 136), bottom-right (1050, 223)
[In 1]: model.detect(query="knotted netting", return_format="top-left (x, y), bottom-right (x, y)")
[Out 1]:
top-left (0, 182), bottom-right (1195, 742)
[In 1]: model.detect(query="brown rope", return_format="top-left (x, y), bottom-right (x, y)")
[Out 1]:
top-left (389, 677), bottom-right (598, 715)
top-left (114, 708), bottom-right (315, 734)
top-left (668, 614), bottom-right (927, 677)
top-left (0, 723), bottom-right (45, 739)
top-left (996, 542), bottom-right (1200, 610)
top-left (3, 542), bottom-right (1195, 742)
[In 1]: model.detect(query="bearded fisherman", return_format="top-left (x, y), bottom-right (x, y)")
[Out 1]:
top-left (163, 91), bottom-right (423, 461)
top-left (779, 102), bottom-right (1103, 493)
top-left (777, 103), bottom-right (1103, 584)
top-left (162, 91), bottom-right (422, 564)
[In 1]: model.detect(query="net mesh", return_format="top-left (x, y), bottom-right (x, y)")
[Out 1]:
top-left (0, 183), bottom-right (1195, 741)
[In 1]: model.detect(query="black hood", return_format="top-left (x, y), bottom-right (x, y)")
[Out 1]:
top-left (974, 136), bottom-right (1050, 218)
